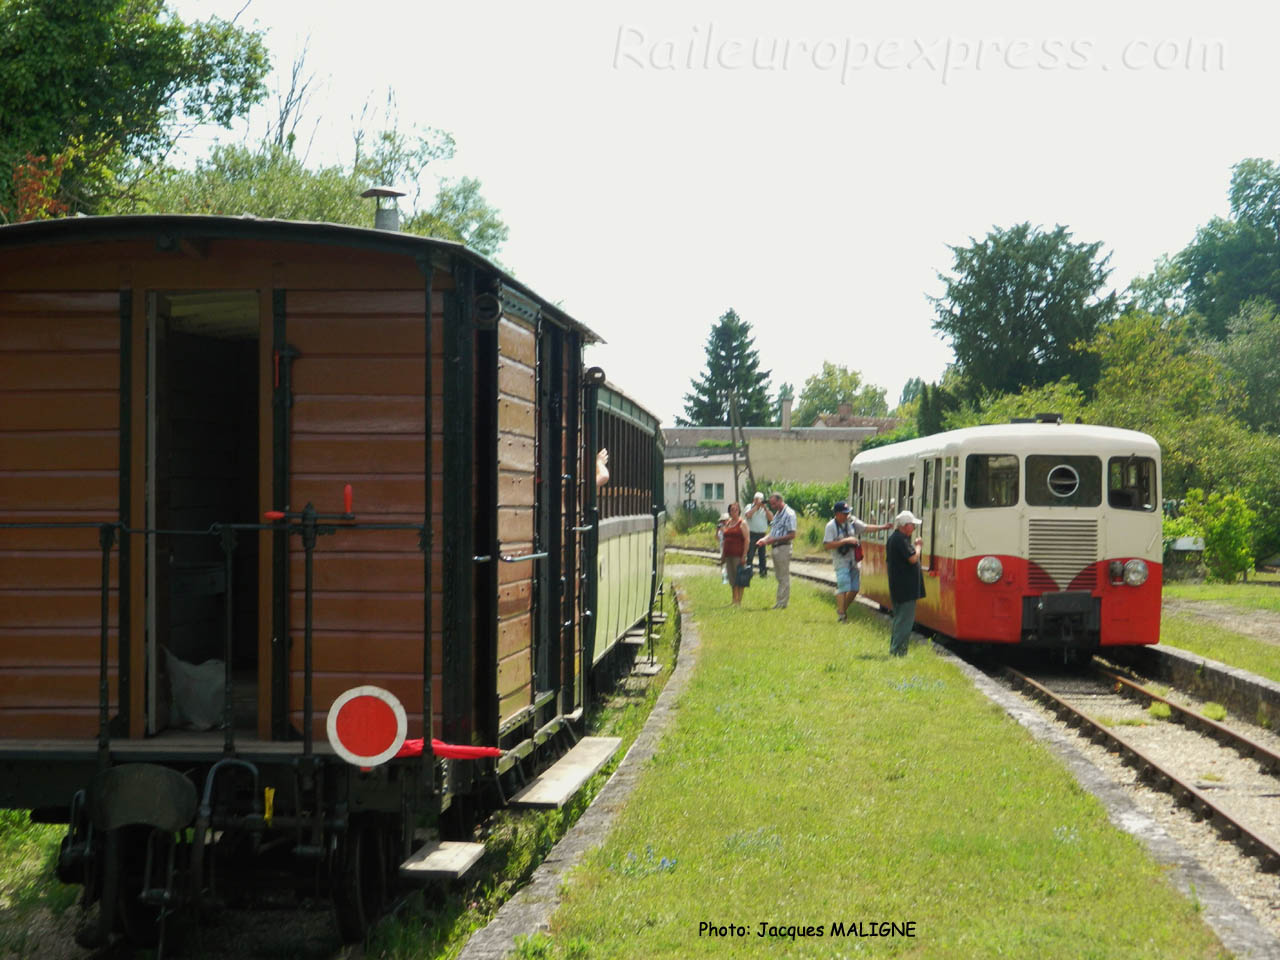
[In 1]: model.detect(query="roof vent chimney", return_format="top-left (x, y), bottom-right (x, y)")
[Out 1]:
top-left (361, 186), bottom-right (405, 232)
top-left (781, 395), bottom-right (793, 431)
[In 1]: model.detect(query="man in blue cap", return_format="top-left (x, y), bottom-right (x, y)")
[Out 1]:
top-left (823, 500), bottom-right (890, 622)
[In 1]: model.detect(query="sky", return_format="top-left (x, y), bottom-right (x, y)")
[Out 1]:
top-left (169, 1), bottom-right (1274, 425)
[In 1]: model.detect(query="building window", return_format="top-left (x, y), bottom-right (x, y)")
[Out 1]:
top-left (715, 482), bottom-right (725, 500)
top-left (703, 483), bottom-right (713, 500)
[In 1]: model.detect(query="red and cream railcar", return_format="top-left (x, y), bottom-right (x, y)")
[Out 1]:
top-left (851, 420), bottom-right (1162, 651)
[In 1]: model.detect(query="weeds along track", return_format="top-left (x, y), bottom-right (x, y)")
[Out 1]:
top-left (989, 656), bottom-right (1280, 875)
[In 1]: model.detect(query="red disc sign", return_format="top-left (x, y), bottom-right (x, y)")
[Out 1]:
top-left (326, 686), bottom-right (408, 767)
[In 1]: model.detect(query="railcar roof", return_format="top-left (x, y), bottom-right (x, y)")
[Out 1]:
top-left (0, 214), bottom-right (603, 344)
top-left (852, 422), bottom-right (1161, 466)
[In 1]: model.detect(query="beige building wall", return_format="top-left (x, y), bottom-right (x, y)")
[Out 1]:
top-left (749, 436), bottom-right (858, 485)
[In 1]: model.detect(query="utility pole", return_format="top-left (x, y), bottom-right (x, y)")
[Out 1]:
top-left (728, 389), bottom-right (755, 500)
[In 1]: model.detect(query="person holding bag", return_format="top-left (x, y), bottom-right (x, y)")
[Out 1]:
top-left (721, 501), bottom-right (750, 606)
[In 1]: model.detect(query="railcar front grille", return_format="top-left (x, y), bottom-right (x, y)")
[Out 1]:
top-left (1027, 519), bottom-right (1098, 591)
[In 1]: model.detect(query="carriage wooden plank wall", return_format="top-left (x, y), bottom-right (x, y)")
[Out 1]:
top-left (0, 216), bottom-right (665, 807)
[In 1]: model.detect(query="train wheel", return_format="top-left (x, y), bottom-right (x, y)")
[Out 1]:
top-left (332, 817), bottom-right (388, 942)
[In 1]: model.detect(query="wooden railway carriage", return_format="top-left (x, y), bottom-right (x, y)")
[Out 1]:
top-left (0, 215), bottom-right (664, 946)
top-left (851, 420), bottom-right (1162, 651)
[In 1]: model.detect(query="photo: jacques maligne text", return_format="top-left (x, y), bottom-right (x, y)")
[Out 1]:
top-left (698, 920), bottom-right (918, 940)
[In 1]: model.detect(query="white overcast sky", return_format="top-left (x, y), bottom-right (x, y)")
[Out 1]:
top-left (169, 1), bottom-right (1272, 424)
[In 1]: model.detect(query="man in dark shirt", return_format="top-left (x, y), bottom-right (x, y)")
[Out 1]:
top-left (886, 510), bottom-right (926, 657)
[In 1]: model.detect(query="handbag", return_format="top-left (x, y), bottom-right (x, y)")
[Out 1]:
top-left (853, 541), bottom-right (864, 562)
top-left (735, 565), bottom-right (753, 587)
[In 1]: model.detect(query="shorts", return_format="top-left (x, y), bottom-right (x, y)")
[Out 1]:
top-left (834, 561), bottom-right (860, 594)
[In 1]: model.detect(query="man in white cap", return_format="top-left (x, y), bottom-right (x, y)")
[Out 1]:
top-left (886, 510), bottom-right (926, 656)
top-left (744, 491), bottom-right (772, 579)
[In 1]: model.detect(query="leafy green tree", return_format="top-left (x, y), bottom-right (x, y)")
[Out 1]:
top-left (931, 223), bottom-right (1117, 399)
top-left (1211, 299), bottom-right (1280, 434)
top-left (1084, 311), bottom-right (1239, 426)
top-left (677, 309), bottom-right (773, 426)
top-left (132, 135), bottom-right (509, 257)
top-left (1177, 158), bottom-right (1280, 340)
top-left (944, 378), bottom-right (1088, 429)
top-left (898, 377), bottom-right (924, 407)
top-left (0, 0), bottom-right (269, 215)
top-left (1181, 488), bottom-right (1256, 582)
top-left (791, 362), bottom-right (887, 426)
top-left (404, 177), bottom-right (509, 257)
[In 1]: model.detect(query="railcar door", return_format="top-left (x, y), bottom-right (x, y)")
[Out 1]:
top-left (145, 291), bottom-right (261, 735)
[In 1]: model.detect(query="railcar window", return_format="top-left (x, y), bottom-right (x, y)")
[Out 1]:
top-left (964, 454), bottom-right (1019, 508)
top-left (1107, 456), bottom-right (1157, 511)
top-left (1026, 455), bottom-right (1101, 507)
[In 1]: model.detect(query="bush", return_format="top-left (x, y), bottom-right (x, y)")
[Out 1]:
top-left (668, 504), bottom-right (721, 534)
top-left (1181, 488), bottom-right (1256, 583)
top-left (752, 479), bottom-right (849, 518)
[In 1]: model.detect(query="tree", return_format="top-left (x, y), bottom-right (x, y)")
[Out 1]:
top-left (898, 377), bottom-right (924, 407)
top-left (931, 223), bottom-right (1117, 399)
top-left (131, 133), bottom-right (509, 257)
top-left (1212, 299), bottom-right (1280, 434)
top-left (0, 0), bottom-right (270, 215)
top-left (1176, 158), bottom-right (1280, 340)
top-left (1084, 311), bottom-right (1239, 426)
top-left (791, 362), bottom-right (888, 426)
top-left (677, 309), bottom-right (772, 426)
top-left (404, 177), bottom-right (509, 257)
top-left (944, 377), bottom-right (1088, 430)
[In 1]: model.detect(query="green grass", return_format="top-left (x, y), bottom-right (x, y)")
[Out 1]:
top-left (364, 594), bottom-right (680, 960)
top-left (0, 808), bottom-right (80, 956)
top-left (1159, 615), bottom-right (1280, 686)
top-left (530, 574), bottom-right (1227, 959)
top-left (1201, 703), bottom-right (1227, 722)
top-left (1162, 579), bottom-right (1280, 613)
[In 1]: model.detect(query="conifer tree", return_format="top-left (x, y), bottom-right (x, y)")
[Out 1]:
top-left (677, 309), bottom-right (773, 426)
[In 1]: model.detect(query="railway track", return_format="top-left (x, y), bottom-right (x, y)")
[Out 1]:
top-left (996, 659), bottom-right (1280, 874)
top-left (665, 546), bottom-right (839, 589)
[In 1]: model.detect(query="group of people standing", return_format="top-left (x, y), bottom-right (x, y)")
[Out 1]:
top-left (716, 491), bottom-right (795, 607)
top-left (717, 492), bottom-right (927, 656)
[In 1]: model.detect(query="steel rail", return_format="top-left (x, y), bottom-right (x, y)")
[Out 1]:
top-left (665, 546), bottom-right (838, 589)
top-left (1092, 664), bottom-right (1280, 776)
top-left (1002, 664), bottom-right (1280, 873)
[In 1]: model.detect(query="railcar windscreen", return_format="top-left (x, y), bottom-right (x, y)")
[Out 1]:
top-left (1025, 455), bottom-right (1102, 507)
top-left (1107, 456), bottom-right (1158, 511)
top-left (964, 454), bottom-right (1019, 508)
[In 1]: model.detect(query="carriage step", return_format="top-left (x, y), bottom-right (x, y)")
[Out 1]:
top-left (622, 628), bottom-right (648, 645)
top-left (399, 840), bottom-right (486, 882)
top-left (508, 736), bottom-right (622, 809)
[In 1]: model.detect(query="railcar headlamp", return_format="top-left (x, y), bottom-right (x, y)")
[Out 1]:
top-left (1123, 559), bottom-right (1149, 586)
top-left (976, 556), bottom-right (1003, 584)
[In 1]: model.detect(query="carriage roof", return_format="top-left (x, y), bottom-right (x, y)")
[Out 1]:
top-left (0, 213), bottom-right (604, 344)
top-left (852, 422), bottom-right (1161, 468)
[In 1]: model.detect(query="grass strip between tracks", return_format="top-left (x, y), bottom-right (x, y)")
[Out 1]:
top-left (521, 572), bottom-right (1229, 960)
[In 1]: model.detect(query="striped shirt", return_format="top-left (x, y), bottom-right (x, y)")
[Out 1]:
top-left (768, 504), bottom-right (797, 542)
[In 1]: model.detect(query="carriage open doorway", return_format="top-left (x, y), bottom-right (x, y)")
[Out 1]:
top-left (145, 291), bottom-right (261, 736)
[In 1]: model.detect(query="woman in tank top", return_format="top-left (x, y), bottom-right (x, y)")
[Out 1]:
top-left (721, 501), bottom-right (750, 605)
